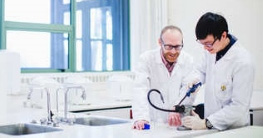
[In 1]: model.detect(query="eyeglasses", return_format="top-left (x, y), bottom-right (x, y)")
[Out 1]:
top-left (197, 38), bottom-right (218, 48)
top-left (161, 39), bottom-right (183, 51)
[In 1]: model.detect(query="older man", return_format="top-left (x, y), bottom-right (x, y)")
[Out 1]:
top-left (132, 25), bottom-right (196, 130)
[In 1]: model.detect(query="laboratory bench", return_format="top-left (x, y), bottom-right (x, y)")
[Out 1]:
top-left (0, 93), bottom-right (219, 138)
top-left (196, 126), bottom-right (263, 138)
top-left (1, 89), bottom-right (263, 137)
top-left (0, 120), bottom-right (218, 138)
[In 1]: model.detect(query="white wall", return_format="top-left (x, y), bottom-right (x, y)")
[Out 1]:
top-left (167, 0), bottom-right (263, 90)
top-left (130, 0), bottom-right (263, 90)
top-left (130, 0), bottom-right (168, 71)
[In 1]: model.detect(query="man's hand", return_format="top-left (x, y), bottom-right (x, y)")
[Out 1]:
top-left (182, 110), bottom-right (206, 130)
top-left (133, 120), bottom-right (149, 130)
top-left (168, 113), bottom-right (182, 126)
top-left (188, 80), bottom-right (201, 94)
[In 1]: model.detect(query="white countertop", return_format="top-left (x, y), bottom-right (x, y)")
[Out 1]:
top-left (1, 89), bottom-right (263, 138)
top-left (0, 94), bottom-right (217, 138)
top-left (0, 119), bottom-right (217, 138)
top-left (195, 126), bottom-right (263, 138)
top-left (0, 92), bottom-right (218, 138)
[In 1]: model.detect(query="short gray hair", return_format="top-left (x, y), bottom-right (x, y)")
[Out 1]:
top-left (160, 25), bottom-right (183, 39)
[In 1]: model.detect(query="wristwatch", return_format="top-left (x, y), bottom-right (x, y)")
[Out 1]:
top-left (205, 118), bottom-right (213, 129)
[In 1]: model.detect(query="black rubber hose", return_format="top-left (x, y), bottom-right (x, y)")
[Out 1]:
top-left (147, 89), bottom-right (178, 112)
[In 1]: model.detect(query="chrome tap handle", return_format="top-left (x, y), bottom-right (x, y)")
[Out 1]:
top-left (81, 87), bottom-right (86, 100)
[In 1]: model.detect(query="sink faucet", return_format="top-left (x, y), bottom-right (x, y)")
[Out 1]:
top-left (56, 84), bottom-right (86, 123)
top-left (27, 86), bottom-right (53, 124)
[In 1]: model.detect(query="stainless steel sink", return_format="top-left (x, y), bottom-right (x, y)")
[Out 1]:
top-left (0, 123), bottom-right (62, 136)
top-left (74, 116), bottom-right (130, 126)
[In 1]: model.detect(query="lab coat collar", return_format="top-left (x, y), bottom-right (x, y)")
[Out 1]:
top-left (207, 40), bottom-right (240, 63)
top-left (218, 40), bottom-right (240, 61)
top-left (216, 34), bottom-right (237, 61)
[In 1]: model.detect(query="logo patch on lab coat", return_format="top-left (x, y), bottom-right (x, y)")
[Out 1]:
top-left (221, 85), bottom-right (226, 91)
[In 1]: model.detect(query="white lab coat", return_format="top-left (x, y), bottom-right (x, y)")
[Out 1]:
top-left (195, 41), bottom-right (255, 130)
top-left (132, 47), bottom-right (195, 123)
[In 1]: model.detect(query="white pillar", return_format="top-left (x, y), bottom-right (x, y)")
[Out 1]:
top-left (130, 0), bottom-right (168, 71)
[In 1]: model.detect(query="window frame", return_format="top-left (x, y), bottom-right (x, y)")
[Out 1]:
top-left (0, 0), bottom-right (130, 73)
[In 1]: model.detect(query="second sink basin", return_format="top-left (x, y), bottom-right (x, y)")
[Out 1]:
top-left (74, 116), bottom-right (130, 126)
top-left (0, 123), bottom-right (62, 136)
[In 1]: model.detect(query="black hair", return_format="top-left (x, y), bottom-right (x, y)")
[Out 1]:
top-left (195, 12), bottom-right (228, 40)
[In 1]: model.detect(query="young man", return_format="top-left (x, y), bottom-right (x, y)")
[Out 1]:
top-left (132, 25), bottom-right (196, 130)
top-left (182, 12), bottom-right (255, 130)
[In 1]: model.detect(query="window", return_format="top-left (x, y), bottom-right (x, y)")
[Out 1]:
top-left (1, 0), bottom-right (130, 72)
top-left (74, 0), bottom-right (130, 71)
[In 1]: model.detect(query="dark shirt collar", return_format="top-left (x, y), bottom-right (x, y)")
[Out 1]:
top-left (216, 34), bottom-right (237, 61)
